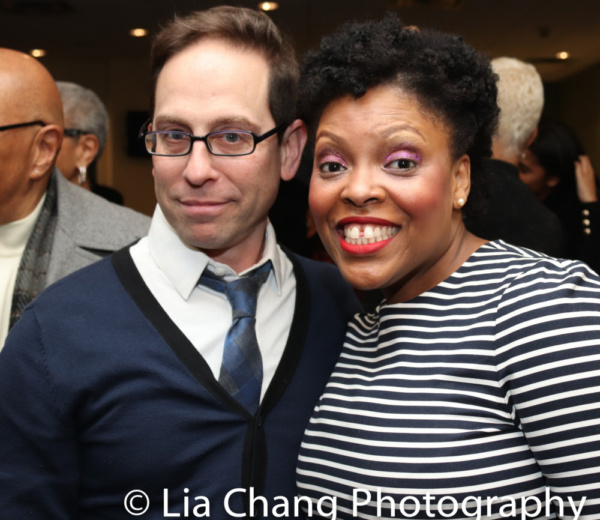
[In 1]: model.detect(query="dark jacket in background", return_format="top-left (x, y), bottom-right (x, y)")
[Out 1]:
top-left (465, 159), bottom-right (565, 257)
top-left (544, 188), bottom-right (600, 274)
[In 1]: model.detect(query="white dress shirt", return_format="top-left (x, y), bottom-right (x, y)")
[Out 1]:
top-left (129, 205), bottom-right (296, 400)
top-left (0, 194), bottom-right (46, 347)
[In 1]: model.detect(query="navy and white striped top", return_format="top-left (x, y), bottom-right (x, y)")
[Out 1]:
top-left (297, 241), bottom-right (600, 520)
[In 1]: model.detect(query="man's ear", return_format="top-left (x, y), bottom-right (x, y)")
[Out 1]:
top-left (77, 134), bottom-right (100, 168)
top-left (452, 154), bottom-right (471, 209)
top-left (30, 125), bottom-right (62, 180)
top-left (280, 119), bottom-right (307, 182)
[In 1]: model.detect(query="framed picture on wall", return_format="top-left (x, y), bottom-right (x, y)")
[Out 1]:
top-left (126, 110), bottom-right (151, 158)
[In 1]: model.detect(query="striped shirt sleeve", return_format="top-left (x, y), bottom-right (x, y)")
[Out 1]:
top-left (495, 258), bottom-right (600, 518)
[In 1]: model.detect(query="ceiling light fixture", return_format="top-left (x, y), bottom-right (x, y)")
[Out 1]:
top-left (129, 28), bottom-right (148, 38)
top-left (30, 49), bottom-right (46, 58)
top-left (258, 2), bottom-right (279, 11)
top-left (556, 51), bottom-right (570, 60)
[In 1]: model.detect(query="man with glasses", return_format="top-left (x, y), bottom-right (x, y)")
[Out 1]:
top-left (0, 48), bottom-right (149, 346)
top-left (0, 7), bottom-right (359, 519)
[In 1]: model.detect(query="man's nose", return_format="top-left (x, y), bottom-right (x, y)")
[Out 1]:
top-left (182, 140), bottom-right (220, 186)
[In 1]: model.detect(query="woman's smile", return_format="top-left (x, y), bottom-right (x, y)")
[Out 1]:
top-left (337, 216), bottom-right (400, 253)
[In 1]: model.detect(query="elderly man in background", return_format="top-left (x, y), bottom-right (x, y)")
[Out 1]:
top-left (465, 56), bottom-right (564, 255)
top-left (0, 49), bottom-right (150, 345)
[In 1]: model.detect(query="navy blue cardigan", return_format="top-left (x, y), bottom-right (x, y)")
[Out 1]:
top-left (0, 248), bottom-right (360, 519)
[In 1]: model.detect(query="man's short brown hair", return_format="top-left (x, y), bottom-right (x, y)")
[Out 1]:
top-left (151, 6), bottom-right (299, 129)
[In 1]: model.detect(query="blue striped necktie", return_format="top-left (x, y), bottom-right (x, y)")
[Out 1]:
top-left (199, 262), bottom-right (271, 414)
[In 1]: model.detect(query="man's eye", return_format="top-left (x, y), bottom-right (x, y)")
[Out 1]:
top-left (165, 132), bottom-right (187, 141)
top-left (221, 132), bottom-right (242, 143)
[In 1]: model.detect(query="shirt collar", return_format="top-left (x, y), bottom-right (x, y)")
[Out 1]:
top-left (147, 205), bottom-right (285, 300)
top-left (0, 192), bottom-right (47, 255)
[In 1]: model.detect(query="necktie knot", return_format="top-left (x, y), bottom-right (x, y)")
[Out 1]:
top-left (200, 261), bottom-right (271, 318)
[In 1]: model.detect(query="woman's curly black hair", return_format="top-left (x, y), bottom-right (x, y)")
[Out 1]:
top-left (298, 14), bottom-right (499, 212)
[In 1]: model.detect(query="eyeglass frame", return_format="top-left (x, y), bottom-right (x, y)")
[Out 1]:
top-left (0, 120), bottom-right (46, 133)
top-left (64, 128), bottom-right (92, 138)
top-left (138, 119), bottom-right (287, 157)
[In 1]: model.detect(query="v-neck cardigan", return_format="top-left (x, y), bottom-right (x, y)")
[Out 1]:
top-left (0, 246), bottom-right (360, 520)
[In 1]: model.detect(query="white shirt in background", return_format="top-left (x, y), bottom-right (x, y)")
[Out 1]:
top-left (0, 194), bottom-right (46, 347)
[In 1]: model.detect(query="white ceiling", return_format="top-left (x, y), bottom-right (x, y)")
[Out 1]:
top-left (1, 0), bottom-right (600, 82)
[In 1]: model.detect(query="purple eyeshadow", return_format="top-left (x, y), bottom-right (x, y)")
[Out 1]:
top-left (386, 150), bottom-right (421, 163)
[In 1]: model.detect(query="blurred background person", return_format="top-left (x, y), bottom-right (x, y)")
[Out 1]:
top-left (519, 118), bottom-right (600, 272)
top-left (55, 81), bottom-right (124, 204)
top-left (0, 50), bottom-right (149, 346)
top-left (464, 56), bottom-right (564, 256)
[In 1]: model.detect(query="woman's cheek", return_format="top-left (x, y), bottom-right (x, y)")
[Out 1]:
top-left (309, 178), bottom-right (333, 222)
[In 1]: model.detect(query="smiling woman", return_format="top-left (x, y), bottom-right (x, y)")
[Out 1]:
top-left (296, 14), bottom-right (600, 520)
top-left (309, 85), bottom-right (475, 302)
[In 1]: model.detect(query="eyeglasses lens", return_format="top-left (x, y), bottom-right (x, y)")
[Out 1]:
top-left (145, 131), bottom-right (255, 156)
top-left (209, 132), bottom-right (255, 155)
top-left (146, 132), bottom-right (190, 156)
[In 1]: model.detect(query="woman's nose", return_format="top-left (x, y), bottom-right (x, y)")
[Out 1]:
top-left (341, 167), bottom-right (385, 207)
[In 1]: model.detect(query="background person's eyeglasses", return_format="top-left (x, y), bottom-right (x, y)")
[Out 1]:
top-left (0, 120), bottom-right (46, 132)
top-left (64, 128), bottom-right (91, 138)
top-left (139, 122), bottom-right (285, 157)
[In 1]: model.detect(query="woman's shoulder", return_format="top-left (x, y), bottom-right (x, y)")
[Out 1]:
top-left (464, 239), bottom-right (596, 278)
top-left (392, 239), bottom-right (598, 311)
top-left (349, 239), bottom-right (600, 327)
top-left (471, 240), bottom-right (600, 313)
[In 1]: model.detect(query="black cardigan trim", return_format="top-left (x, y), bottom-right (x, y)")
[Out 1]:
top-left (259, 247), bottom-right (310, 416)
top-left (111, 247), bottom-right (245, 415)
top-left (111, 246), bottom-right (311, 517)
top-left (241, 248), bottom-right (310, 514)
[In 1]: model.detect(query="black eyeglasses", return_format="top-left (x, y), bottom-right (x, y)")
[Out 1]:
top-left (64, 128), bottom-right (91, 138)
top-left (0, 120), bottom-right (46, 132)
top-left (139, 121), bottom-right (285, 157)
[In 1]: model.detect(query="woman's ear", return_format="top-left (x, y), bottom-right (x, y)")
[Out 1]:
top-left (77, 134), bottom-right (100, 168)
top-left (30, 125), bottom-right (62, 180)
top-left (280, 119), bottom-right (308, 182)
top-left (452, 154), bottom-right (471, 209)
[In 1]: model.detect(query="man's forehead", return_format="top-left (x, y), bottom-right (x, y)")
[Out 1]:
top-left (154, 114), bottom-right (262, 132)
top-left (0, 51), bottom-right (63, 126)
top-left (154, 39), bottom-right (273, 128)
top-left (0, 94), bottom-right (28, 124)
top-left (157, 38), bottom-right (270, 87)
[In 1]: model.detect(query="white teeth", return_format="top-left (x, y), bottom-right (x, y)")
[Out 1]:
top-left (342, 223), bottom-right (399, 245)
